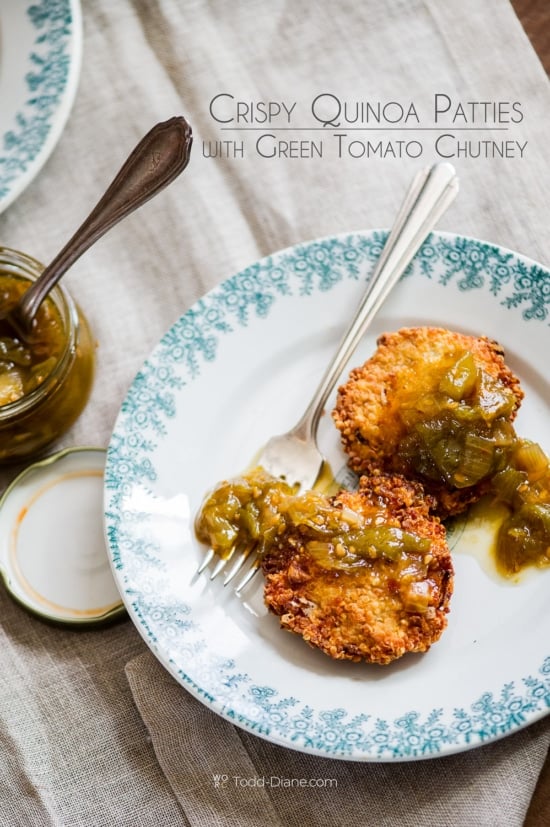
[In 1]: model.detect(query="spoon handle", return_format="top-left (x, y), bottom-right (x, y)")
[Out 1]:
top-left (19, 116), bottom-right (193, 325)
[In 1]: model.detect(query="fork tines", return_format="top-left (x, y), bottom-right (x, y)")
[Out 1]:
top-left (198, 545), bottom-right (261, 592)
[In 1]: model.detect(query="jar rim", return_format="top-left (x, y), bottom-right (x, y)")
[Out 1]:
top-left (0, 246), bottom-right (79, 419)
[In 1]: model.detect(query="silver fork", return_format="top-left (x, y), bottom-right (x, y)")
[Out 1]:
top-left (199, 162), bottom-right (459, 591)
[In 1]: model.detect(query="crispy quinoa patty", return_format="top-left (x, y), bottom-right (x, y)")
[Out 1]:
top-left (332, 327), bottom-right (524, 516)
top-left (262, 474), bottom-right (453, 665)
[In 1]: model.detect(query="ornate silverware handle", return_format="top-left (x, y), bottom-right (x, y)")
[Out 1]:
top-left (292, 162), bottom-right (459, 441)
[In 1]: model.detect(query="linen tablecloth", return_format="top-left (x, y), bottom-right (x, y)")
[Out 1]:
top-left (0, 1), bottom-right (549, 824)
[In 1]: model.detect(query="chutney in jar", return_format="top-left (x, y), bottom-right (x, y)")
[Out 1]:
top-left (0, 247), bottom-right (95, 463)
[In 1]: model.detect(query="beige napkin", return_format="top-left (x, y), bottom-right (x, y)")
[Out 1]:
top-left (126, 650), bottom-right (549, 827)
top-left (115, 0), bottom-right (550, 823)
top-left (117, 1), bottom-right (550, 824)
top-left (526, 759), bottom-right (550, 825)
top-left (0, 0), bottom-right (549, 824)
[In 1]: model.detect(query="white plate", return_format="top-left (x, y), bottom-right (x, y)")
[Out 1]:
top-left (104, 230), bottom-right (550, 761)
top-left (0, 0), bottom-right (82, 213)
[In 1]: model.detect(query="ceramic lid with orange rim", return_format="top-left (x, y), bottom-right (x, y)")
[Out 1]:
top-left (0, 447), bottom-right (125, 626)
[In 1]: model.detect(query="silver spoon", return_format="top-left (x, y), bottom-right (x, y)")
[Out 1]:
top-left (0, 116), bottom-right (193, 342)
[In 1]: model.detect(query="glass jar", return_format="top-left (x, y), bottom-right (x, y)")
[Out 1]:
top-left (0, 246), bottom-right (95, 463)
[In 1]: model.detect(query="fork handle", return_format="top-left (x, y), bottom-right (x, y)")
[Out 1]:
top-left (290, 162), bottom-right (459, 442)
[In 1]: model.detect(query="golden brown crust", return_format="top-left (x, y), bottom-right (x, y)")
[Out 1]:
top-left (332, 327), bottom-right (524, 517)
top-left (262, 474), bottom-right (453, 665)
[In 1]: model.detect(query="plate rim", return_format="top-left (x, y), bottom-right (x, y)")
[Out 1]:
top-left (104, 228), bottom-right (550, 761)
top-left (0, 0), bottom-right (82, 213)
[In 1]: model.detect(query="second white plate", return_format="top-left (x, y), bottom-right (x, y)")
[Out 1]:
top-left (0, 0), bottom-right (82, 213)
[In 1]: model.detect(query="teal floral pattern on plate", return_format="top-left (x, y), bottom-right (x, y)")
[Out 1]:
top-left (105, 231), bottom-right (550, 761)
top-left (0, 0), bottom-right (81, 212)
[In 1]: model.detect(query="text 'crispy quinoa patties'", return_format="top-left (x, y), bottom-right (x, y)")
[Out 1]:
top-left (333, 327), bottom-right (524, 517)
top-left (262, 474), bottom-right (453, 665)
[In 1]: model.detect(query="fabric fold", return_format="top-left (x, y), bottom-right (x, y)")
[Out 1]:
top-left (126, 650), bottom-right (550, 827)
top-left (1, 0), bottom-right (549, 823)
